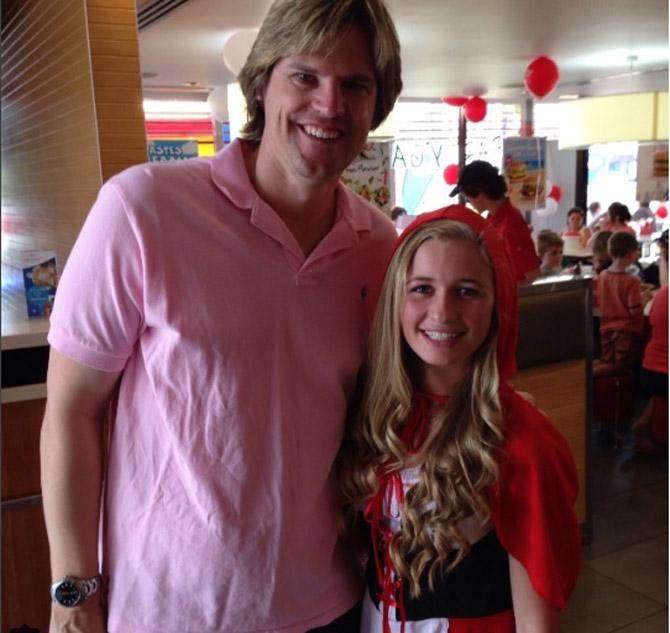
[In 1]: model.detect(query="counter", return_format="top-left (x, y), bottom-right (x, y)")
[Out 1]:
top-left (2, 312), bottom-right (49, 402)
top-left (511, 274), bottom-right (593, 537)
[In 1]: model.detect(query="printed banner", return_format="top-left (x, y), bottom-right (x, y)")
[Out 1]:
top-left (502, 137), bottom-right (547, 212)
top-left (342, 140), bottom-right (393, 214)
top-left (636, 142), bottom-right (668, 202)
top-left (17, 251), bottom-right (58, 318)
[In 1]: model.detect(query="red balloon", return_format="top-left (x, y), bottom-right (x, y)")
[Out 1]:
top-left (548, 185), bottom-right (562, 202)
top-left (441, 96), bottom-right (468, 107)
top-left (656, 205), bottom-right (668, 219)
top-left (524, 56), bottom-right (560, 99)
top-left (443, 164), bottom-right (460, 185)
top-left (463, 96), bottom-right (487, 123)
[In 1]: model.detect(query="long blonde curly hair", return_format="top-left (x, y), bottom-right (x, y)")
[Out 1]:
top-left (341, 219), bottom-right (506, 597)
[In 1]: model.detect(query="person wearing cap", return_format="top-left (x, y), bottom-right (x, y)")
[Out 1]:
top-left (450, 160), bottom-right (540, 282)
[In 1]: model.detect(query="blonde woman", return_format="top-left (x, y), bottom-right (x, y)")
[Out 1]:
top-left (342, 206), bottom-right (581, 633)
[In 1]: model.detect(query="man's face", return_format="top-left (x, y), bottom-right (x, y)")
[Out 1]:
top-left (465, 192), bottom-right (488, 213)
top-left (257, 25), bottom-right (377, 188)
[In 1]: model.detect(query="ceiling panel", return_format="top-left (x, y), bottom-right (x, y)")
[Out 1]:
top-left (136, 0), bottom-right (669, 102)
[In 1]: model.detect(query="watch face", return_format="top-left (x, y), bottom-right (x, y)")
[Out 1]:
top-left (54, 580), bottom-right (82, 607)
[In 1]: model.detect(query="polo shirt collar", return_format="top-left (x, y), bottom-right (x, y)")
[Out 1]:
top-left (210, 139), bottom-right (373, 261)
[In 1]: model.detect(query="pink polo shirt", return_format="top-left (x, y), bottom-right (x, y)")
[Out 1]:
top-left (48, 140), bottom-right (397, 633)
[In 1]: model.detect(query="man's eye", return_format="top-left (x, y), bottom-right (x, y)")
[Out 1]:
top-left (345, 80), bottom-right (370, 93)
top-left (293, 72), bottom-right (315, 84)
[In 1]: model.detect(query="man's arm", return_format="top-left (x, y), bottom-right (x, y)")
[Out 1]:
top-left (40, 348), bottom-right (122, 632)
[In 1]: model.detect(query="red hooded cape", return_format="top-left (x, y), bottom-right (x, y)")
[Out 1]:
top-left (396, 205), bottom-right (581, 610)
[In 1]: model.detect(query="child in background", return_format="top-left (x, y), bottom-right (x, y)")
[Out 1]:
top-left (342, 206), bottom-right (580, 633)
top-left (593, 232), bottom-right (645, 376)
top-left (591, 230), bottom-right (613, 274)
top-left (537, 230), bottom-right (566, 276)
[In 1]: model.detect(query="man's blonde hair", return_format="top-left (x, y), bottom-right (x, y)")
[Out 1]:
top-left (237, 0), bottom-right (402, 142)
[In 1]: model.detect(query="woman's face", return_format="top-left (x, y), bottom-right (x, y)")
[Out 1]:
top-left (567, 212), bottom-right (583, 232)
top-left (400, 237), bottom-right (494, 395)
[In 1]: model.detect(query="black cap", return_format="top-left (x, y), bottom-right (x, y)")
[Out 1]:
top-left (449, 160), bottom-right (501, 197)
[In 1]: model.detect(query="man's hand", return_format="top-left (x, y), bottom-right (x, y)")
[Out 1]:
top-left (50, 595), bottom-right (106, 633)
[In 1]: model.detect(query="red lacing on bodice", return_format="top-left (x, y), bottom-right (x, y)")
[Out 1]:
top-left (363, 392), bottom-right (449, 633)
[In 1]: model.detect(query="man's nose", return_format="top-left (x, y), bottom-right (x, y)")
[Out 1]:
top-left (312, 80), bottom-right (345, 117)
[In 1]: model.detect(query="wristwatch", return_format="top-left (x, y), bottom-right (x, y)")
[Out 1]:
top-left (50, 574), bottom-right (102, 607)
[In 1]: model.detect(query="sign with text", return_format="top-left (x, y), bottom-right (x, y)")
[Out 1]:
top-left (148, 139), bottom-right (199, 162)
top-left (342, 140), bottom-right (393, 214)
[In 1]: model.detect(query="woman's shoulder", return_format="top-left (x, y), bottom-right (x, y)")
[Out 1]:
top-left (499, 387), bottom-right (569, 455)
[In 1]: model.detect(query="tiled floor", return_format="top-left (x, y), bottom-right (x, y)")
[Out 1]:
top-left (559, 428), bottom-right (668, 632)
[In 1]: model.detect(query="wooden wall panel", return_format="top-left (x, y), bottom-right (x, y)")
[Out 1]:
top-left (2, 399), bottom-right (46, 500)
top-left (2, 503), bottom-right (51, 633)
top-left (1, 0), bottom-right (102, 315)
top-left (2, 0), bottom-right (148, 315)
top-left (87, 0), bottom-right (148, 183)
top-left (2, 3), bottom-right (146, 628)
top-left (511, 359), bottom-right (588, 523)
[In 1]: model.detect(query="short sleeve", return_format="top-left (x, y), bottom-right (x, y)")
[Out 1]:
top-left (506, 218), bottom-right (540, 280)
top-left (48, 180), bottom-right (145, 372)
top-left (626, 276), bottom-right (642, 311)
top-left (489, 388), bottom-right (581, 610)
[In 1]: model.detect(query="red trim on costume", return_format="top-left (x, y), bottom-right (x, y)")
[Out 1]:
top-left (364, 393), bottom-right (448, 633)
top-left (449, 609), bottom-right (516, 632)
top-left (489, 386), bottom-right (581, 610)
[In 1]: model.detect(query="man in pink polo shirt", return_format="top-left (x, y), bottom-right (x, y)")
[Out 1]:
top-left (40, 2), bottom-right (402, 632)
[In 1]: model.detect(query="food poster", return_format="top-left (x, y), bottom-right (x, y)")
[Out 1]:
top-left (636, 142), bottom-right (668, 202)
top-left (502, 136), bottom-right (547, 212)
top-left (19, 251), bottom-right (58, 318)
top-left (342, 139), bottom-right (393, 214)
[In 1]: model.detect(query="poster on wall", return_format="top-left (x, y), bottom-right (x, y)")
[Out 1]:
top-left (148, 139), bottom-right (199, 162)
top-left (17, 251), bottom-right (59, 318)
top-left (502, 137), bottom-right (546, 212)
top-left (342, 139), bottom-right (393, 214)
top-left (636, 143), bottom-right (668, 202)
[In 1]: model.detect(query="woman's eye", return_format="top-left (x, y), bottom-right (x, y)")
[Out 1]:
top-left (409, 284), bottom-right (432, 295)
top-left (457, 287), bottom-right (480, 297)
